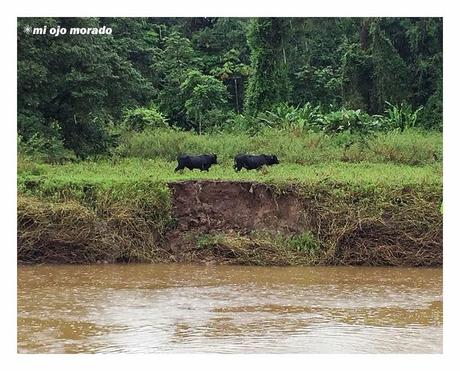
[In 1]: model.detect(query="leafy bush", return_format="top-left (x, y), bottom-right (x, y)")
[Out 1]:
top-left (381, 102), bottom-right (423, 132)
top-left (122, 105), bottom-right (169, 132)
top-left (316, 108), bottom-right (381, 135)
top-left (256, 102), bottom-right (321, 133)
top-left (289, 231), bottom-right (319, 254)
top-left (421, 88), bottom-right (442, 130)
top-left (17, 121), bottom-right (76, 164)
top-left (294, 65), bottom-right (342, 107)
top-left (217, 113), bottom-right (255, 133)
top-left (199, 109), bottom-right (235, 132)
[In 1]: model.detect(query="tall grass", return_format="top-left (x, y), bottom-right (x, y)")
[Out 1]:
top-left (116, 127), bottom-right (442, 166)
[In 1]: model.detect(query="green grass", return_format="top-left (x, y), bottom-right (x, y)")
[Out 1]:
top-left (115, 127), bottom-right (442, 166)
top-left (18, 158), bottom-right (442, 194)
top-left (18, 127), bottom-right (442, 196)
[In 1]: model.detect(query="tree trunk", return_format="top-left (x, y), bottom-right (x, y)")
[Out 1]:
top-left (360, 18), bottom-right (370, 50)
top-left (234, 77), bottom-right (239, 113)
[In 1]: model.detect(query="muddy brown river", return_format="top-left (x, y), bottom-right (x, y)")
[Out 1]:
top-left (17, 264), bottom-right (442, 353)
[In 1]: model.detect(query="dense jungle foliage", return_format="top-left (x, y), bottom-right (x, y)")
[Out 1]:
top-left (17, 17), bottom-right (442, 160)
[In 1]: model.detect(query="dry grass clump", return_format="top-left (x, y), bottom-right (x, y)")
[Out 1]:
top-left (306, 186), bottom-right (443, 266)
top-left (17, 195), bottom-right (169, 264)
top-left (332, 218), bottom-right (442, 266)
top-left (190, 231), bottom-right (321, 266)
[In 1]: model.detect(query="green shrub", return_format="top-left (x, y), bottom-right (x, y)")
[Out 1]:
top-left (122, 105), bottom-right (168, 132)
top-left (421, 89), bottom-right (442, 130)
top-left (217, 113), bottom-right (257, 134)
top-left (181, 69), bottom-right (230, 134)
top-left (288, 231), bottom-right (319, 254)
top-left (17, 122), bottom-right (76, 164)
top-left (200, 109), bottom-right (234, 132)
top-left (317, 108), bottom-right (381, 135)
top-left (381, 102), bottom-right (423, 132)
top-left (256, 102), bottom-right (321, 133)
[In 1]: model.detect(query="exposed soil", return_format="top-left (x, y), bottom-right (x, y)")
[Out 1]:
top-left (170, 180), bottom-right (307, 232)
top-left (166, 180), bottom-right (311, 251)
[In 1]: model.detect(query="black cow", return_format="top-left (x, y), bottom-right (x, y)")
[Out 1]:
top-left (175, 154), bottom-right (218, 172)
top-left (234, 154), bottom-right (279, 171)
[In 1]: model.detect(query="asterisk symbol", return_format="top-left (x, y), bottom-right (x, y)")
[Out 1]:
top-left (24, 26), bottom-right (32, 34)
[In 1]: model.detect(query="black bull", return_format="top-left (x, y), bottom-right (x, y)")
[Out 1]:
top-left (174, 154), bottom-right (218, 172)
top-left (234, 154), bottom-right (279, 171)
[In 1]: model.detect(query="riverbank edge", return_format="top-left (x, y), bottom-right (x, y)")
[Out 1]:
top-left (17, 179), bottom-right (443, 266)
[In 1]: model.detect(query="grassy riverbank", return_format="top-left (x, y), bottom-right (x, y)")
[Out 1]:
top-left (18, 157), bottom-right (442, 189)
top-left (17, 145), bottom-right (443, 266)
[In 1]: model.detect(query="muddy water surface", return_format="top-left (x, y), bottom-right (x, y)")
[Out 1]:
top-left (18, 264), bottom-right (442, 353)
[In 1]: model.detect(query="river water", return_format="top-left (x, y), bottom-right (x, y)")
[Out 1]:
top-left (17, 264), bottom-right (442, 353)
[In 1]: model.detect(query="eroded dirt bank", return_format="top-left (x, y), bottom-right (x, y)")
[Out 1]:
top-left (17, 180), bottom-right (443, 266)
top-left (164, 180), bottom-right (442, 266)
top-left (170, 181), bottom-right (308, 234)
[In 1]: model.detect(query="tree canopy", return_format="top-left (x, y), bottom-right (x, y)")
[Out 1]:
top-left (17, 17), bottom-right (442, 158)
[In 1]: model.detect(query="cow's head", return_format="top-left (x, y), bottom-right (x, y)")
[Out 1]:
top-left (210, 153), bottom-right (218, 164)
top-left (268, 155), bottom-right (279, 165)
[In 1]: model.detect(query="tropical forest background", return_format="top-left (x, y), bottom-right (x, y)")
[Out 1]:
top-left (17, 17), bottom-right (442, 162)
